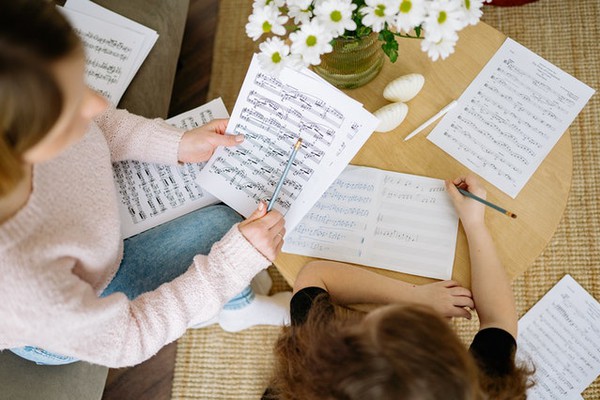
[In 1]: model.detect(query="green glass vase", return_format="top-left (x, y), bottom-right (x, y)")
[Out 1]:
top-left (312, 32), bottom-right (384, 89)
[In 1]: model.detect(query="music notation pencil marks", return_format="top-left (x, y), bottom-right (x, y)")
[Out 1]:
top-left (197, 55), bottom-right (379, 232)
top-left (428, 38), bottom-right (594, 198)
top-left (284, 165), bottom-right (459, 280)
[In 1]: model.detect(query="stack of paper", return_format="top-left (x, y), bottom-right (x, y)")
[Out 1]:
top-left (197, 55), bottom-right (380, 233)
top-left (59, 0), bottom-right (158, 103)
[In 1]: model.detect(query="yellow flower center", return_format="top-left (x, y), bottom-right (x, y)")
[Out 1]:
top-left (375, 4), bottom-right (386, 17)
top-left (465, 0), bottom-right (471, 9)
top-left (331, 10), bottom-right (342, 22)
top-left (262, 21), bottom-right (272, 33)
top-left (306, 35), bottom-right (317, 47)
top-left (400, 0), bottom-right (412, 13)
top-left (438, 11), bottom-right (447, 24)
top-left (272, 52), bottom-right (282, 64)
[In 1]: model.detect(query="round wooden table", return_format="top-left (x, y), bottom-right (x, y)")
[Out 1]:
top-left (274, 22), bottom-right (572, 288)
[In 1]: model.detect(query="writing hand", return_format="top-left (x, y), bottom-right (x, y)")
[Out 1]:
top-left (238, 201), bottom-right (286, 261)
top-left (412, 280), bottom-right (474, 319)
top-left (177, 119), bottom-right (244, 163)
top-left (445, 175), bottom-right (487, 231)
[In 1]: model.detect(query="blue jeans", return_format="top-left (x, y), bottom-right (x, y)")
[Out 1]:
top-left (11, 204), bottom-right (254, 365)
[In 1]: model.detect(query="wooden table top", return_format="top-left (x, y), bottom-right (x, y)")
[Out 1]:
top-left (273, 22), bottom-right (573, 289)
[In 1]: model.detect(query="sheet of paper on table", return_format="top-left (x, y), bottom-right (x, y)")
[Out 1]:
top-left (516, 274), bottom-right (600, 399)
top-left (428, 38), bottom-right (595, 198)
top-left (113, 98), bottom-right (226, 238)
top-left (197, 55), bottom-right (379, 233)
top-left (59, 0), bottom-right (158, 103)
top-left (283, 165), bottom-right (459, 280)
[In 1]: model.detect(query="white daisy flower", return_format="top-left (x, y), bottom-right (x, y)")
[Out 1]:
top-left (314, 0), bottom-right (358, 36)
top-left (422, 0), bottom-right (465, 43)
top-left (289, 19), bottom-right (334, 66)
top-left (360, 0), bottom-right (399, 33)
top-left (286, 0), bottom-right (313, 8)
top-left (460, 0), bottom-right (484, 26)
top-left (257, 37), bottom-right (291, 74)
top-left (252, 0), bottom-right (286, 9)
top-left (288, 5), bottom-right (313, 25)
top-left (394, 0), bottom-right (427, 33)
top-left (420, 32), bottom-right (458, 61)
top-left (246, 5), bottom-right (289, 41)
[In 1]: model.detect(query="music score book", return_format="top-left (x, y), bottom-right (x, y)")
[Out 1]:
top-left (284, 165), bottom-right (459, 280)
top-left (428, 38), bottom-right (595, 198)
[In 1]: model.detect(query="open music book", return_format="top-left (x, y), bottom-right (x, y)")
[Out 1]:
top-left (284, 165), bottom-right (460, 280)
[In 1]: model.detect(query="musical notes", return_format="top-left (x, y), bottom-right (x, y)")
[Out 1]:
top-left (284, 165), bottom-right (459, 280)
top-left (113, 99), bottom-right (227, 238)
top-left (516, 275), bottom-right (600, 399)
top-left (428, 38), bottom-right (595, 198)
top-left (60, 1), bottom-right (158, 104)
top-left (198, 55), bottom-right (379, 232)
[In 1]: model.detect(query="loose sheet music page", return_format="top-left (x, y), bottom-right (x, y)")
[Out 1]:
top-left (198, 55), bottom-right (379, 232)
top-left (428, 38), bottom-right (595, 198)
top-left (284, 165), bottom-right (459, 280)
top-left (516, 274), bottom-right (600, 399)
top-left (113, 99), bottom-right (227, 238)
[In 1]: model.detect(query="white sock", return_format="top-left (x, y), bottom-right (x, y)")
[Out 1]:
top-left (218, 291), bottom-right (293, 333)
top-left (251, 269), bottom-right (273, 295)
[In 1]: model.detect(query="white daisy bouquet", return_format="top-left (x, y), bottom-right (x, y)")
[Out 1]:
top-left (246, 0), bottom-right (487, 73)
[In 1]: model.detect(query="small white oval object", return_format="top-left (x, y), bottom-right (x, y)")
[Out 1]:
top-left (374, 102), bottom-right (409, 132)
top-left (383, 73), bottom-right (425, 102)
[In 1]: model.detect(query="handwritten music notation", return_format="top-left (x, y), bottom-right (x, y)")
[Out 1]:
top-left (113, 99), bottom-right (227, 238)
top-left (428, 38), bottom-right (595, 198)
top-left (284, 165), bottom-right (459, 280)
top-left (198, 55), bottom-right (379, 232)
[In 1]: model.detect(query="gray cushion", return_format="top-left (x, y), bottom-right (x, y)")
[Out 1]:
top-left (0, 351), bottom-right (108, 400)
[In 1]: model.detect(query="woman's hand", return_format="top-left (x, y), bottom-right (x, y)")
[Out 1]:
top-left (412, 280), bottom-right (474, 319)
top-left (238, 201), bottom-right (286, 261)
top-left (177, 119), bottom-right (244, 163)
top-left (445, 175), bottom-right (487, 232)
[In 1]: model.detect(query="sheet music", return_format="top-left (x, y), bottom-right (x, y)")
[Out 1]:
top-left (197, 55), bottom-right (379, 232)
top-left (64, 0), bottom-right (158, 85)
top-left (58, 6), bottom-right (152, 103)
top-left (428, 38), bottom-right (595, 198)
top-left (113, 98), bottom-right (227, 238)
top-left (284, 165), bottom-right (459, 280)
top-left (516, 274), bottom-right (600, 399)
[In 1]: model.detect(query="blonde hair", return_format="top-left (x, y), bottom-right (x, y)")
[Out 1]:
top-left (0, 0), bottom-right (80, 195)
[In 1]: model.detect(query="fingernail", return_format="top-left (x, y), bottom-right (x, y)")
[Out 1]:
top-left (235, 134), bottom-right (245, 142)
top-left (258, 201), bottom-right (265, 211)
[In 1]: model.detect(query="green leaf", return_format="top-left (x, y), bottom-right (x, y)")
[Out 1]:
top-left (414, 25), bottom-right (422, 38)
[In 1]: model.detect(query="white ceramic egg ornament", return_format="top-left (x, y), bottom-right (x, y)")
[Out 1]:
top-left (374, 102), bottom-right (409, 133)
top-left (383, 73), bottom-right (425, 102)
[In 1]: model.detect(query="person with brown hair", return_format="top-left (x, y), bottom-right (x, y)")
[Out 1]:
top-left (0, 0), bottom-right (291, 368)
top-left (264, 175), bottom-right (533, 400)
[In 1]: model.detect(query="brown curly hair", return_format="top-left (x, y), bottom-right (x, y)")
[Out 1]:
top-left (268, 294), bottom-right (533, 400)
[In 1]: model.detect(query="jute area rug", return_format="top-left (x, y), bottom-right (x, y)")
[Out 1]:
top-left (172, 1), bottom-right (599, 398)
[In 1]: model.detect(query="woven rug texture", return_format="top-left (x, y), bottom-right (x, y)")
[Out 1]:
top-left (172, 0), bottom-right (599, 398)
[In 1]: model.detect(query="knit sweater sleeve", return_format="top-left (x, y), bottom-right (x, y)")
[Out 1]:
top-left (94, 104), bottom-right (185, 165)
top-left (15, 225), bottom-right (270, 368)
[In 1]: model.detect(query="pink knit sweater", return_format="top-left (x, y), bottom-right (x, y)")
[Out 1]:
top-left (0, 107), bottom-right (270, 367)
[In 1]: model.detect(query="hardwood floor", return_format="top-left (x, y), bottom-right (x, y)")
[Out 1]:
top-left (101, 1), bottom-right (217, 398)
